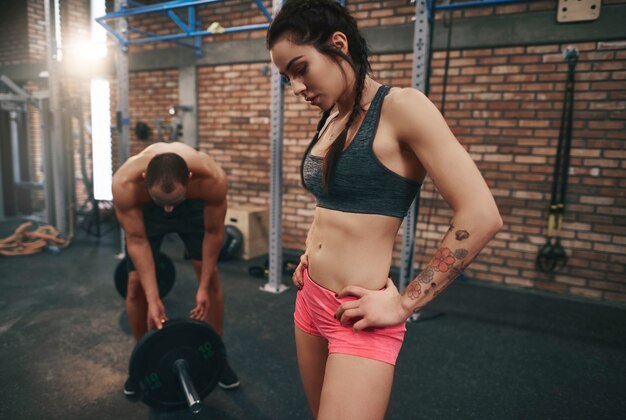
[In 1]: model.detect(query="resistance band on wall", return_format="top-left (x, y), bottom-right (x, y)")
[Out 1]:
top-left (536, 47), bottom-right (579, 273)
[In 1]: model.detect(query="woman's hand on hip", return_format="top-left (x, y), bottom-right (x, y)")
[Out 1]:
top-left (335, 278), bottom-right (411, 331)
top-left (292, 254), bottom-right (308, 290)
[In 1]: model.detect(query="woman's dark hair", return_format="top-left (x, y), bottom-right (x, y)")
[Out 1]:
top-left (145, 153), bottom-right (189, 192)
top-left (267, 0), bottom-right (371, 191)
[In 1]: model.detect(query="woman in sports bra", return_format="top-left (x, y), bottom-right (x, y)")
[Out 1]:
top-left (267, 1), bottom-right (503, 418)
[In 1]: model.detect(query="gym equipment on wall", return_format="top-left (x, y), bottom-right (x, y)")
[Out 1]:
top-left (134, 121), bottom-right (152, 141)
top-left (128, 319), bottom-right (225, 413)
top-left (537, 47), bottom-right (579, 273)
top-left (153, 105), bottom-right (194, 142)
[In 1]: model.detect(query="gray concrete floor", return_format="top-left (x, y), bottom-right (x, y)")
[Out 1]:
top-left (0, 221), bottom-right (625, 420)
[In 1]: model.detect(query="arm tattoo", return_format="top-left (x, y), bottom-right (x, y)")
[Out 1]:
top-left (430, 247), bottom-right (456, 273)
top-left (448, 224), bottom-right (471, 241)
top-left (455, 230), bottom-right (470, 241)
top-left (407, 251), bottom-right (468, 305)
top-left (406, 281), bottom-right (422, 299)
top-left (405, 225), bottom-right (472, 308)
top-left (418, 266), bottom-right (435, 283)
top-left (454, 249), bottom-right (469, 259)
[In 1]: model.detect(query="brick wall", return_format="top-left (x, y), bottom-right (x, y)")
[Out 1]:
top-left (196, 63), bottom-right (272, 206)
top-left (2, 0), bottom-right (94, 215)
top-left (0, 0), bottom-right (49, 65)
top-left (27, 0), bottom-right (46, 63)
top-left (102, 1), bottom-right (626, 304)
top-left (128, 69), bottom-right (179, 155)
top-left (0, 1), bottom-right (29, 65)
top-left (1, 1), bottom-right (43, 215)
top-left (60, 0), bottom-right (91, 51)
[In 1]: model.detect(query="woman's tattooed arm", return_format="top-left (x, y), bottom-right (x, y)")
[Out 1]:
top-left (402, 223), bottom-right (475, 313)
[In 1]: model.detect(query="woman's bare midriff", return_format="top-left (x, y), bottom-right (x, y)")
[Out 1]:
top-left (306, 207), bottom-right (402, 293)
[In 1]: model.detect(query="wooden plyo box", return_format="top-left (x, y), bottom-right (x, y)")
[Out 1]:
top-left (225, 206), bottom-right (269, 260)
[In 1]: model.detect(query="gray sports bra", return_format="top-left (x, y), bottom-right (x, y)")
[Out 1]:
top-left (301, 85), bottom-right (421, 219)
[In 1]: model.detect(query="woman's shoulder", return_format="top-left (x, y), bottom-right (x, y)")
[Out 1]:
top-left (382, 87), bottom-right (432, 128)
top-left (385, 86), bottom-right (430, 111)
top-left (382, 86), bottom-right (447, 145)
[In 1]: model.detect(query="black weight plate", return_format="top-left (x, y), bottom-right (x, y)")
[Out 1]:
top-left (128, 319), bottom-right (225, 412)
top-left (218, 224), bottom-right (243, 261)
top-left (114, 252), bottom-right (176, 298)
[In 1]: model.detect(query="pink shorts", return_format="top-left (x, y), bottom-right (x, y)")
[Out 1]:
top-left (294, 268), bottom-right (406, 366)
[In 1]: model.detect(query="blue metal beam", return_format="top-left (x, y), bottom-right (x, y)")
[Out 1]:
top-left (96, 0), bottom-right (273, 57)
top-left (96, 19), bottom-right (128, 47)
top-left (127, 26), bottom-right (197, 49)
top-left (435, 0), bottom-right (542, 10)
top-left (167, 9), bottom-right (190, 32)
top-left (98, 0), bottom-right (224, 20)
top-left (127, 0), bottom-right (190, 31)
top-left (125, 23), bottom-right (269, 45)
top-left (253, 0), bottom-right (272, 21)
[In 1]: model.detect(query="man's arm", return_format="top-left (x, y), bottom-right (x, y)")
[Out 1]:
top-left (188, 173), bottom-right (227, 320)
top-left (190, 158), bottom-right (228, 319)
top-left (115, 206), bottom-right (160, 302)
top-left (193, 162), bottom-right (229, 289)
top-left (112, 181), bottom-right (165, 327)
top-left (198, 193), bottom-right (227, 290)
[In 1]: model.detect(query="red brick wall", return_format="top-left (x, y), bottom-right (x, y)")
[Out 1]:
top-left (27, 0), bottom-right (47, 63)
top-left (128, 69), bottom-right (180, 155)
top-left (109, 70), bottom-right (181, 173)
top-left (0, 1), bottom-right (29, 65)
top-left (0, 0), bottom-right (48, 66)
top-left (0, 0), bottom-right (48, 65)
top-left (60, 0), bottom-right (91, 50)
top-left (4, 0), bottom-right (94, 211)
top-left (196, 63), bottom-right (272, 206)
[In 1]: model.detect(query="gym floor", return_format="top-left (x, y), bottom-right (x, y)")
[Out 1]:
top-left (1, 221), bottom-right (625, 420)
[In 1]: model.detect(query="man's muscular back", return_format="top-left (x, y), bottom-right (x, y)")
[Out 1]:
top-left (112, 142), bottom-right (227, 212)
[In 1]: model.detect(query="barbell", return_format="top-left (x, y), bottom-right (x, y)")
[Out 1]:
top-left (128, 318), bottom-right (225, 413)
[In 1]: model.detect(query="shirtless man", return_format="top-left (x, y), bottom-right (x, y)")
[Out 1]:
top-left (112, 142), bottom-right (239, 398)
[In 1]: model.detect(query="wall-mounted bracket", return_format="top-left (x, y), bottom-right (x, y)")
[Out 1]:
top-left (557, 0), bottom-right (601, 23)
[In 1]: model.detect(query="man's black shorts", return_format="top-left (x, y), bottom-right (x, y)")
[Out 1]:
top-left (126, 199), bottom-right (204, 272)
